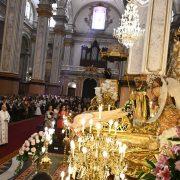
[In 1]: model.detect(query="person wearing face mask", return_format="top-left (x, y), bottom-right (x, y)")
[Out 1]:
top-left (0, 104), bottom-right (10, 145)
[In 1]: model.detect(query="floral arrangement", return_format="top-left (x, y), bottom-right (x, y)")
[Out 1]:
top-left (139, 127), bottom-right (180, 180)
top-left (95, 80), bottom-right (118, 103)
top-left (16, 131), bottom-right (47, 173)
top-left (122, 100), bottom-right (134, 119)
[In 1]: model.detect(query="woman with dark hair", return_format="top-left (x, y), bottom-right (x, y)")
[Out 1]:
top-left (57, 105), bottom-right (67, 130)
top-left (32, 172), bottom-right (52, 180)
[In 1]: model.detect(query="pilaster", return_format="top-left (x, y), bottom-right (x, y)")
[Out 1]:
top-left (127, 0), bottom-right (173, 75)
top-left (63, 30), bottom-right (74, 66)
top-left (0, 0), bottom-right (26, 95)
top-left (48, 0), bottom-right (68, 94)
top-left (29, 1), bottom-right (52, 95)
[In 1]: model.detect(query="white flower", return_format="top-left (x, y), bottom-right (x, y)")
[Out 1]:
top-left (25, 147), bottom-right (30, 152)
top-left (35, 135), bottom-right (39, 139)
top-left (30, 139), bottom-right (36, 146)
top-left (28, 137), bottom-right (33, 141)
top-left (31, 133), bottom-right (38, 138)
top-left (48, 114), bottom-right (51, 119)
top-left (19, 149), bottom-right (24, 155)
top-left (25, 140), bottom-right (30, 147)
top-left (21, 146), bottom-right (25, 151)
top-left (36, 139), bottom-right (40, 143)
top-left (31, 147), bottom-right (36, 153)
top-left (39, 131), bottom-right (44, 137)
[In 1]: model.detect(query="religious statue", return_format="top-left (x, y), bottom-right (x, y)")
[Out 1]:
top-left (146, 76), bottom-right (180, 134)
top-left (0, 104), bottom-right (10, 145)
top-left (130, 77), bottom-right (150, 124)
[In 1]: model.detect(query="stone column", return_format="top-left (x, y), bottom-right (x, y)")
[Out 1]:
top-left (48, 0), bottom-right (68, 95)
top-left (142, 0), bottom-right (173, 75)
top-left (63, 30), bottom-right (74, 66)
top-left (128, 0), bottom-right (173, 75)
top-left (28, 0), bottom-right (52, 95)
top-left (0, 0), bottom-right (26, 95)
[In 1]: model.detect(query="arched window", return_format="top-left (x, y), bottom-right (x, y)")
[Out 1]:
top-left (25, 0), bottom-right (34, 24)
top-left (91, 6), bottom-right (107, 30)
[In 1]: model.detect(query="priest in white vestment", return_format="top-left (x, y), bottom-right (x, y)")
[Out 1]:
top-left (0, 104), bottom-right (10, 145)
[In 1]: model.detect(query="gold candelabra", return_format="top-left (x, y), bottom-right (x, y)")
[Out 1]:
top-left (69, 124), bottom-right (128, 180)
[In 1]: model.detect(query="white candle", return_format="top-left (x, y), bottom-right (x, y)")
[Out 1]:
top-left (81, 118), bottom-right (86, 134)
top-left (120, 173), bottom-right (126, 180)
top-left (89, 119), bottom-right (93, 133)
top-left (78, 137), bottom-right (82, 151)
top-left (82, 147), bottom-right (87, 162)
top-left (108, 119), bottom-right (113, 133)
top-left (98, 104), bottom-right (103, 119)
top-left (96, 123), bottom-right (102, 137)
top-left (114, 121), bottom-right (119, 135)
top-left (68, 164), bottom-right (73, 174)
top-left (60, 171), bottom-right (65, 180)
top-left (108, 105), bottom-right (111, 111)
top-left (102, 150), bottom-right (108, 159)
top-left (70, 140), bottom-right (75, 158)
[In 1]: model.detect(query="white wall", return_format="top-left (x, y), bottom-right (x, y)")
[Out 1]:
top-left (74, 5), bottom-right (120, 34)
top-left (71, 4), bottom-right (121, 68)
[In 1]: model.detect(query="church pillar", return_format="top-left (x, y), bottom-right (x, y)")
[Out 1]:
top-left (142, 0), bottom-right (173, 75)
top-left (63, 30), bottom-right (74, 66)
top-left (0, 0), bottom-right (26, 95)
top-left (48, 0), bottom-right (68, 95)
top-left (29, 34), bottom-right (36, 72)
top-left (28, 0), bottom-right (52, 95)
top-left (127, 0), bottom-right (173, 75)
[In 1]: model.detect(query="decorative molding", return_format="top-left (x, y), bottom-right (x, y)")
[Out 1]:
top-left (0, 72), bottom-right (20, 80)
top-left (30, 79), bottom-right (45, 84)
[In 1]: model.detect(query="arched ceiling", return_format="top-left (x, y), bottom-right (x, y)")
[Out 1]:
top-left (32, 0), bottom-right (125, 19)
top-left (71, 0), bottom-right (125, 20)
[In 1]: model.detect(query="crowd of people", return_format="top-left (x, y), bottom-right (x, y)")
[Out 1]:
top-left (0, 95), bottom-right (91, 123)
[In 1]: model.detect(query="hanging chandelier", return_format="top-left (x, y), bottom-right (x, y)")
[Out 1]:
top-left (113, 0), bottom-right (144, 48)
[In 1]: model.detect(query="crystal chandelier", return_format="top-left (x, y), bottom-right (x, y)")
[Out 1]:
top-left (113, 0), bottom-right (144, 48)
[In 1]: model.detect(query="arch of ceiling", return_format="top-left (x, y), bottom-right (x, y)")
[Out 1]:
top-left (73, 1), bottom-right (123, 26)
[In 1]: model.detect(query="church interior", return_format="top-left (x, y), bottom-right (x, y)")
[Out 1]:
top-left (0, 0), bottom-right (179, 179)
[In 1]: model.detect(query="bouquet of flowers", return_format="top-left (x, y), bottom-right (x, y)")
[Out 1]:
top-left (16, 131), bottom-right (46, 173)
top-left (139, 126), bottom-right (180, 180)
top-left (95, 80), bottom-right (118, 106)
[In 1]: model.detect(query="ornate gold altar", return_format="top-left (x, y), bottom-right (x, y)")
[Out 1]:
top-left (100, 44), bottom-right (128, 61)
top-left (64, 76), bottom-right (180, 179)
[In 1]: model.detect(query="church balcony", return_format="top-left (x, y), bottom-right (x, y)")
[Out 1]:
top-left (60, 65), bottom-right (120, 79)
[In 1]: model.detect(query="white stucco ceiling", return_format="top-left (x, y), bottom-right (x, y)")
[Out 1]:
top-left (71, 0), bottom-right (124, 19)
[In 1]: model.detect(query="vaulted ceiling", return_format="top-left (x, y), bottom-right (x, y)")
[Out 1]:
top-left (32, 0), bottom-right (125, 19)
top-left (71, 0), bottom-right (125, 20)
top-left (31, 0), bottom-right (180, 26)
